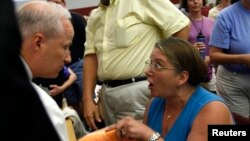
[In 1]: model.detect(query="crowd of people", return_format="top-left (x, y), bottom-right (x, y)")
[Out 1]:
top-left (1, 0), bottom-right (249, 141)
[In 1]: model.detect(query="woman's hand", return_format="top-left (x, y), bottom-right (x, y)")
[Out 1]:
top-left (193, 42), bottom-right (206, 51)
top-left (106, 116), bottom-right (156, 141)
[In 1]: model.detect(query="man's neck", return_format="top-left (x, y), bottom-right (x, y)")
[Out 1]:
top-left (189, 12), bottom-right (203, 21)
top-left (101, 0), bottom-right (110, 6)
top-left (242, 0), bottom-right (250, 9)
top-left (220, 0), bottom-right (230, 8)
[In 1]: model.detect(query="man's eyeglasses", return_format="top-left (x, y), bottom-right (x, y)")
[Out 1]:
top-left (145, 60), bottom-right (177, 72)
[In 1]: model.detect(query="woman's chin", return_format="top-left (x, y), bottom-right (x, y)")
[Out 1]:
top-left (150, 91), bottom-right (159, 97)
top-left (148, 85), bottom-right (161, 97)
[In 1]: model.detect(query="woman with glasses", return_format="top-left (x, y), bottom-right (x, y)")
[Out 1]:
top-left (106, 37), bottom-right (234, 141)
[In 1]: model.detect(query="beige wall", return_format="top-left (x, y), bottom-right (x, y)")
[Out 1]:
top-left (13, 0), bottom-right (99, 10)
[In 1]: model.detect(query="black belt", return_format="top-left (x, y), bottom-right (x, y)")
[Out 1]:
top-left (103, 76), bottom-right (147, 87)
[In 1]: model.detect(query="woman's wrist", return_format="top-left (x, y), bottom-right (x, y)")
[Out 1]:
top-left (147, 132), bottom-right (161, 141)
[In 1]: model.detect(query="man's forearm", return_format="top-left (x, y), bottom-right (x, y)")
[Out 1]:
top-left (83, 54), bottom-right (98, 101)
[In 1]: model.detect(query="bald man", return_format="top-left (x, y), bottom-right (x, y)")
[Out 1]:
top-left (17, 1), bottom-right (74, 140)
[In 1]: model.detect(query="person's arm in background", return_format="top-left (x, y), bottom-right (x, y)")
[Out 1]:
top-left (83, 54), bottom-right (101, 130)
top-left (82, 8), bottom-right (102, 130)
top-left (172, 22), bottom-right (191, 41)
top-left (210, 47), bottom-right (250, 67)
top-left (49, 67), bottom-right (77, 96)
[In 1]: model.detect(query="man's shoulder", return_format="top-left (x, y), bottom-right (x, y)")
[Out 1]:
top-left (219, 2), bottom-right (239, 17)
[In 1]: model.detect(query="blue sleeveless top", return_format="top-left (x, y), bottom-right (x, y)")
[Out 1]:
top-left (147, 86), bottom-right (224, 141)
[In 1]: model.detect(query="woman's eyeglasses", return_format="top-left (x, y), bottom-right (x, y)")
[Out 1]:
top-left (145, 60), bottom-right (178, 72)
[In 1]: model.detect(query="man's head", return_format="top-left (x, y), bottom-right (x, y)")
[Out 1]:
top-left (47, 0), bottom-right (66, 7)
top-left (18, 1), bottom-right (74, 78)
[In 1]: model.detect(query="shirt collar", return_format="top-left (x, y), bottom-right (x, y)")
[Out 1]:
top-left (20, 56), bottom-right (33, 80)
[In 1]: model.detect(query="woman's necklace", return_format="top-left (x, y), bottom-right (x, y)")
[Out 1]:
top-left (166, 113), bottom-right (174, 120)
top-left (190, 16), bottom-right (204, 36)
top-left (165, 105), bottom-right (175, 121)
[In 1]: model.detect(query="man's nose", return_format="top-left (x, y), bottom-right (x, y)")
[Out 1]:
top-left (64, 52), bottom-right (71, 64)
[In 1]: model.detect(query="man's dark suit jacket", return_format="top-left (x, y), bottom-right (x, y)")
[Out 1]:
top-left (0, 0), bottom-right (60, 140)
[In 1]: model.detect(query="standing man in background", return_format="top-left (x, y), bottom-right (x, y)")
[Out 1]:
top-left (83, 0), bottom-right (190, 130)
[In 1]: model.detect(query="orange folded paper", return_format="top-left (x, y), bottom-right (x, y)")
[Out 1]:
top-left (79, 128), bottom-right (137, 141)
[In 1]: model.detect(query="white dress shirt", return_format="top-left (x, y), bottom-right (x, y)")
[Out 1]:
top-left (21, 57), bottom-right (69, 141)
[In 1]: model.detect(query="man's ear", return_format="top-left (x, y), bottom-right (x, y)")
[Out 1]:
top-left (177, 71), bottom-right (189, 87)
top-left (33, 33), bottom-right (44, 49)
